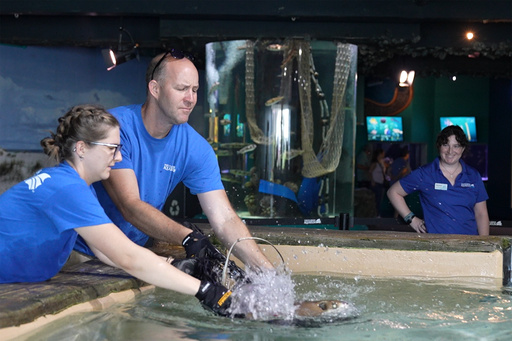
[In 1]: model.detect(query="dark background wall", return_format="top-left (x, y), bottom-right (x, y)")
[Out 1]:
top-left (1, 0), bottom-right (511, 219)
top-left (1, 44), bottom-right (511, 219)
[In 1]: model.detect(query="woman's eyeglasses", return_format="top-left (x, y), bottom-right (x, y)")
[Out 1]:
top-left (150, 49), bottom-right (194, 80)
top-left (88, 141), bottom-right (123, 160)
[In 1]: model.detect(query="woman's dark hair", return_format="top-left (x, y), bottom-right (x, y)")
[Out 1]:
top-left (435, 125), bottom-right (468, 152)
top-left (40, 104), bottom-right (119, 163)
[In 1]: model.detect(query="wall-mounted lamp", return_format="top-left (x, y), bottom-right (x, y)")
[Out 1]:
top-left (102, 46), bottom-right (139, 71)
top-left (101, 27), bottom-right (139, 71)
top-left (399, 70), bottom-right (415, 87)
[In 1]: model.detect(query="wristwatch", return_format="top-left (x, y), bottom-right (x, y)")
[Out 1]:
top-left (403, 212), bottom-right (415, 224)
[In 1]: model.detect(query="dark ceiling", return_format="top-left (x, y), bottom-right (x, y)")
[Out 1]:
top-left (1, 0), bottom-right (511, 78)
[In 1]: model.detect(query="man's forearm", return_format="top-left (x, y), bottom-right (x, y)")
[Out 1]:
top-left (120, 200), bottom-right (190, 244)
top-left (214, 217), bottom-right (273, 270)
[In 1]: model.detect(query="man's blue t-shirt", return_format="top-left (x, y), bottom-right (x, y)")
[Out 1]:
top-left (0, 162), bottom-right (111, 283)
top-left (74, 104), bottom-right (223, 254)
top-left (399, 158), bottom-right (488, 235)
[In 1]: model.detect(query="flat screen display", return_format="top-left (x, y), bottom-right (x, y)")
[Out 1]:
top-left (366, 116), bottom-right (403, 142)
top-left (439, 116), bottom-right (477, 142)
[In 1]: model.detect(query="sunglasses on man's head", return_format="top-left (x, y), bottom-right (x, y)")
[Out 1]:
top-left (150, 49), bottom-right (194, 80)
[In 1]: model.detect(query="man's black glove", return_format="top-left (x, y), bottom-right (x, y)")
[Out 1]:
top-left (182, 230), bottom-right (215, 259)
top-left (181, 222), bottom-right (219, 259)
top-left (195, 280), bottom-right (233, 317)
top-left (181, 221), bottom-right (247, 284)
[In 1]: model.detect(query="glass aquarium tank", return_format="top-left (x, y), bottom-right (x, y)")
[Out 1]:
top-left (205, 39), bottom-right (357, 220)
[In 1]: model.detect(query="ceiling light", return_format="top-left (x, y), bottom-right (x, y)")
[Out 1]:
top-left (399, 70), bottom-right (415, 87)
top-left (407, 71), bottom-right (415, 85)
top-left (102, 45), bottom-right (138, 71)
top-left (102, 27), bottom-right (139, 71)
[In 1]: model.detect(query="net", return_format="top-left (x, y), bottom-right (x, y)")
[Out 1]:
top-left (244, 39), bottom-right (354, 177)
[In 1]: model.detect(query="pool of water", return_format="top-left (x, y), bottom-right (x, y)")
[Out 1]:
top-left (22, 275), bottom-right (512, 341)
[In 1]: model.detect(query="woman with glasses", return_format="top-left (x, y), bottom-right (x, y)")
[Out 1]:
top-left (0, 104), bottom-right (233, 316)
top-left (387, 125), bottom-right (489, 235)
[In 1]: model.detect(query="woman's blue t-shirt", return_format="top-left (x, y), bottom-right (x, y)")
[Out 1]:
top-left (0, 162), bottom-right (111, 283)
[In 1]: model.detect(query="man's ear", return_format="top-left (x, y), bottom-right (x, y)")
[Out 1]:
top-left (148, 79), bottom-right (159, 99)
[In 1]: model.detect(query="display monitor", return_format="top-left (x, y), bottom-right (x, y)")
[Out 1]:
top-left (439, 116), bottom-right (477, 142)
top-left (366, 116), bottom-right (403, 142)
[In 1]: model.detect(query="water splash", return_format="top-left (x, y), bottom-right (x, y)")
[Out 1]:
top-left (229, 264), bottom-right (296, 320)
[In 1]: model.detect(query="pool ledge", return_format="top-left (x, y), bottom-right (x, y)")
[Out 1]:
top-left (199, 225), bottom-right (511, 286)
top-left (1, 284), bottom-right (155, 341)
top-left (0, 258), bottom-right (164, 340)
top-left (1, 228), bottom-right (511, 339)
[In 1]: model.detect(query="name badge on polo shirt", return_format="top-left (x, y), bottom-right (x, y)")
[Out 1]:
top-left (435, 183), bottom-right (448, 191)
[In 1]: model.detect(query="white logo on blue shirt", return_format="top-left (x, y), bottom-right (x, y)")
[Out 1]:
top-left (163, 164), bottom-right (176, 172)
top-left (25, 173), bottom-right (51, 192)
top-left (461, 183), bottom-right (475, 188)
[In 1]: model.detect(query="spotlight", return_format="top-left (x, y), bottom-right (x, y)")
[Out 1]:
top-left (102, 27), bottom-right (139, 71)
top-left (102, 45), bottom-right (139, 71)
top-left (399, 70), bottom-right (415, 87)
top-left (466, 31), bottom-right (474, 40)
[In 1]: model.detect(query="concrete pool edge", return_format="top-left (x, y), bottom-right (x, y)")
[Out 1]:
top-left (1, 285), bottom-right (155, 341)
top-left (248, 227), bottom-right (509, 279)
top-left (203, 226), bottom-right (512, 285)
top-left (1, 227), bottom-right (511, 339)
top-left (0, 258), bottom-right (162, 340)
top-left (264, 245), bottom-right (503, 277)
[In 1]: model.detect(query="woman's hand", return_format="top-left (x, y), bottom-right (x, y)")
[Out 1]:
top-left (410, 216), bottom-right (427, 233)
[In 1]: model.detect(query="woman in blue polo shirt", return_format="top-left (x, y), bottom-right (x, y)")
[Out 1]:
top-left (387, 125), bottom-right (489, 235)
top-left (0, 105), bottom-right (232, 316)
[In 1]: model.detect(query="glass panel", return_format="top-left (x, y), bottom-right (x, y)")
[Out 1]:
top-left (205, 39), bottom-right (357, 219)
